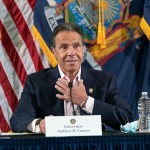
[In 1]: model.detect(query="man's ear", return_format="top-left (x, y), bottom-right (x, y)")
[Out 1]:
top-left (52, 48), bottom-right (56, 58)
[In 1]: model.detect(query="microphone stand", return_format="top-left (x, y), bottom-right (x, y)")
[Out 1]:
top-left (68, 82), bottom-right (76, 116)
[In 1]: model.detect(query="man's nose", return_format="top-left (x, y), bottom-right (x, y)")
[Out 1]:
top-left (67, 47), bottom-right (76, 56)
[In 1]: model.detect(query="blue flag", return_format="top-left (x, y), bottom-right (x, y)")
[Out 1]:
top-left (101, 0), bottom-right (150, 119)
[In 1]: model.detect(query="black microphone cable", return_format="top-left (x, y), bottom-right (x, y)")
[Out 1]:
top-left (68, 82), bottom-right (76, 116)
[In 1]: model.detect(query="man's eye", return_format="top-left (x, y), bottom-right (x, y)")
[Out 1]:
top-left (74, 44), bottom-right (80, 49)
top-left (61, 46), bottom-right (67, 50)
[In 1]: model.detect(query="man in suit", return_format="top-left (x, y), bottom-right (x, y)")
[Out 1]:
top-left (10, 23), bottom-right (133, 133)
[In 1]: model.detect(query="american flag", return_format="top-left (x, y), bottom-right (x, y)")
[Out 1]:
top-left (0, 0), bottom-right (50, 132)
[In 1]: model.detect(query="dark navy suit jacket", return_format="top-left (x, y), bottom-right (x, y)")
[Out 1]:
top-left (10, 66), bottom-right (133, 132)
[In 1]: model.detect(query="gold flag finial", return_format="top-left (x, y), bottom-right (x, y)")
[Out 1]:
top-left (97, 0), bottom-right (102, 44)
top-left (97, 0), bottom-right (106, 48)
top-left (101, 0), bottom-right (106, 48)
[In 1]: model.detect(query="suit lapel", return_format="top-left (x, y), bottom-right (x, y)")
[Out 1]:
top-left (80, 66), bottom-right (97, 115)
top-left (47, 66), bottom-right (60, 85)
top-left (81, 66), bottom-right (96, 98)
top-left (47, 66), bottom-right (64, 116)
top-left (52, 99), bottom-right (64, 116)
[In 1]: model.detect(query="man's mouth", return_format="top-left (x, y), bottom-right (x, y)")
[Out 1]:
top-left (66, 60), bottom-right (78, 62)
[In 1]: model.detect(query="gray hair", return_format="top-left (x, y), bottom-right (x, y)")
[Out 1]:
top-left (51, 23), bottom-right (85, 48)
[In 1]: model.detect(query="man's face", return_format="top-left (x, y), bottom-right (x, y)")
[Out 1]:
top-left (52, 31), bottom-right (84, 75)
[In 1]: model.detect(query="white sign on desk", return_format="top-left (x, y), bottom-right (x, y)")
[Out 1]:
top-left (45, 115), bottom-right (102, 137)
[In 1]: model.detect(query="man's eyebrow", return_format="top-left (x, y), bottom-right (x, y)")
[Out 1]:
top-left (72, 42), bottom-right (82, 46)
top-left (59, 42), bottom-right (81, 46)
top-left (73, 42), bottom-right (81, 44)
top-left (60, 43), bottom-right (68, 46)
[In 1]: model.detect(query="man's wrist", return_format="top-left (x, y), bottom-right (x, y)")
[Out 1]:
top-left (80, 96), bottom-right (88, 108)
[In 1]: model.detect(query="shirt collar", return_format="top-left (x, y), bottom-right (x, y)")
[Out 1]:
top-left (58, 65), bottom-right (81, 82)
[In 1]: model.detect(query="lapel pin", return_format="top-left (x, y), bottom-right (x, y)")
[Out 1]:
top-left (89, 88), bottom-right (93, 93)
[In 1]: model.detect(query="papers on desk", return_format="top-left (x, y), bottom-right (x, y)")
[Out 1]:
top-left (0, 132), bottom-right (34, 136)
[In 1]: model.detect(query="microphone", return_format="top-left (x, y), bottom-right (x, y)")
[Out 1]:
top-left (68, 82), bottom-right (73, 89)
top-left (68, 82), bottom-right (76, 116)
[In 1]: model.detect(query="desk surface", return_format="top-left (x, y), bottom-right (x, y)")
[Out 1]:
top-left (0, 132), bottom-right (150, 150)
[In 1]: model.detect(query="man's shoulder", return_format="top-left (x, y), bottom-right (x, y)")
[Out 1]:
top-left (27, 66), bottom-right (58, 80)
top-left (82, 66), bottom-right (112, 78)
top-left (29, 68), bottom-right (51, 77)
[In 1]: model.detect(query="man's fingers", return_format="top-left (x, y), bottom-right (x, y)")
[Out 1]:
top-left (39, 119), bottom-right (45, 133)
top-left (58, 78), bottom-right (69, 86)
top-left (56, 81), bottom-right (66, 89)
top-left (56, 93), bottom-right (69, 100)
top-left (78, 79), bottom-right (84, 86)
top-left (55, 84), bottom-right (65, 94)
top-left (55, 78), bottom-right (70, 90)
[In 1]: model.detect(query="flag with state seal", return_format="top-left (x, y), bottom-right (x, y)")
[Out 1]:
top-left (65, 0), bottom-right (150, 119)
top-left (32, 0), bottom-right (101, 70)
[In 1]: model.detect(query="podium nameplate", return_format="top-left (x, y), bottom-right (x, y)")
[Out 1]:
top-left (45, 115), bottom-right (102, 137)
